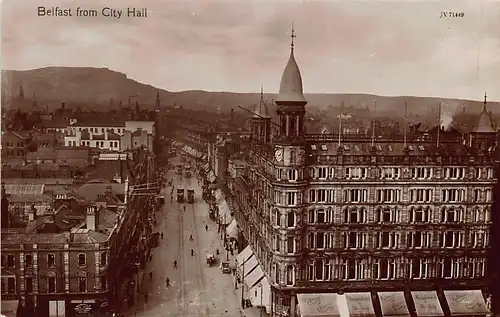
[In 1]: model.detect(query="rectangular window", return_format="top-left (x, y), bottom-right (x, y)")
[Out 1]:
top-left (25, 277), bottom-right (33, 293)
top-left (25, 254), bottom-right (33, 267)
top-left (6, 255), bottom-right (15, 268)
top-left (100, 253), bottom-right (107, 266)
top-left (78, 254), bottom-right (86, 267)
top-left (48, 254), bottom-right (56, 267)
top-left (48, 277), bottom-right (56, 293)
top-left (79, 276), bottom-right (87, 292)
top-left (100, 276), bottom-right (107, 291)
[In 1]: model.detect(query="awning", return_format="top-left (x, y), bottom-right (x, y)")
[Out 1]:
top-left (444, 290), bottom-right (489, 316)
top-left (378, 292), bottom-right (410, 317)
top-left (411, 291), bottom-right (444, 317)
top-left (236, 245), bottom-right (254, 265)
top-left (297, 293), bottom-right (340, 317)
top-left (344, 292), bottom-right (376, 317)
top-left (241, 254), bottom-right (258, 276)
top-left (1, 300), bottom-right (19, 317)
top-left (217, 200), bottom-right (232, 225)
top-left (214, 189), bottom-right (223, 203)
top-left (207, 170), bottom-right (216, 183)
top-left (250, 276), bottom-right (271, 313)
top-left (244, 263), bottom-right (264, 289)
top-left (226, 219), bottom-right (238, 239)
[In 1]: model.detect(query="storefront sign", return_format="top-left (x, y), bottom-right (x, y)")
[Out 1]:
top-left (74, 303), bottom-right (92, 314)
top-left (345, 293), bottom-right (375, 316)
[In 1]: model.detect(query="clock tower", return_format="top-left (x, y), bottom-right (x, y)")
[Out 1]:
top-left (270, 25), bottom-right (308, 317)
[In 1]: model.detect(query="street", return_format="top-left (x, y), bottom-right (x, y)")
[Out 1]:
top-left (125, 156), bottom-right (244, 317)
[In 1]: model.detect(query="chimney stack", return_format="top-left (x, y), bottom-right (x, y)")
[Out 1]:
top-left (86, 204), bottom-right (99, 231)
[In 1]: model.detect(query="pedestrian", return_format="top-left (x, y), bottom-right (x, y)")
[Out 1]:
top-left (144, 293), bottom-right (148, 303)
top-left (191, 248), bottom-right (194, 256)
top-left (166, 278), bottom-right (170, 287)
top-left (149, 271), bottom-right (153, 280)
top-left (161, 232), bottom-right (164, 239)
top-left (205, 224), bottom-right (208, 231)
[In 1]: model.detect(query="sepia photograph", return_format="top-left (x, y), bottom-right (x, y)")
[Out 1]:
top-left (1, 0), bottom-right (500, 316)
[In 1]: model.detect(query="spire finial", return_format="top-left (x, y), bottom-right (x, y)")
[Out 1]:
top-left (291, 23), bottom-right (296, 51)
top-left (483, 92), bottom-right (487, 111)
top-left (260, 85), bottom-right (264, 101)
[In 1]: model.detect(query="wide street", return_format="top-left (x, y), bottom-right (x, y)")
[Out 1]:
top-left (125, 156), bottom-right (243, 317)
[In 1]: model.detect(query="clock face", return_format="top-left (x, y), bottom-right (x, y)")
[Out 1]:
top-left (275, 149), bottom-right (283, 162)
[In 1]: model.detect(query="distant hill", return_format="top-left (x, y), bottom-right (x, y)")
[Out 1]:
top-left (1, 67), bottom-right (497, 117)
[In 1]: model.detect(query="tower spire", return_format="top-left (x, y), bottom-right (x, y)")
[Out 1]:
top-left (484, 92), bottom-right (487, 110)
top-left (291, 23), bottom-right (296, 52)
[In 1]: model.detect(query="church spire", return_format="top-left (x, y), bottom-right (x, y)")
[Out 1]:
top-left (156, 90), bottom-right (160, 109)
top-left (484, 92), bottom-right (487, 110)
top-left (291, 23), bottom-right (296, 52)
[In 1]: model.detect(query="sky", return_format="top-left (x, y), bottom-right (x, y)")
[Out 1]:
top-left (1, 0), bottom-right (500, 101)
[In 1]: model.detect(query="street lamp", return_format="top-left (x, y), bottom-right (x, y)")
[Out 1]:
top-left (257, 282), bottom-right (263, 317)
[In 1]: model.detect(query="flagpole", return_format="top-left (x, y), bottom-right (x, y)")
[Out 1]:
top-left (371, 101), bottom-right (376, 147)
top-left (437, 102), bottom-right (441, 147)
top-left (338, 114), bottom-right (342, 147)
top-left (404, 102), bottom-right (408, 147)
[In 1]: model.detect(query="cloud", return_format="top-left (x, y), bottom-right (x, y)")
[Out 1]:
top-left (1, 0), bottom-right (499, 101)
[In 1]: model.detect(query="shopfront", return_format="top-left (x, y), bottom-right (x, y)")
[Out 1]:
top-left (443, 290), bottom-right (489, 317)
top-left (377, 292), bottom-right (410, 317)
top-left (411, 291), bottom-right (444, 317)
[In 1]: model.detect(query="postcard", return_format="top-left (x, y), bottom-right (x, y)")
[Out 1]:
top-left (1, 1), bottom-right (499, 317)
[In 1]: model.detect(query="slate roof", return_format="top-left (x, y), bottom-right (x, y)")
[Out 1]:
top-left (26, 147), bottom-right (89, 161)
top-left (472, 107), bottom-right (495, 133)
top-left (74, 182), bottom-right (125, 203)
top-left (306, 141), bottom-right (470, 157)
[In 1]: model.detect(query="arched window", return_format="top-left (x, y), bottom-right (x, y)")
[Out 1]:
top-left (274, 263), bottom-right (280, 283)
top-left (274, 209), bottom-right (281, 227)
top-left (290, 149), bottom-right (296, 164)
top-left (286, 265), bottom-right (294, 285)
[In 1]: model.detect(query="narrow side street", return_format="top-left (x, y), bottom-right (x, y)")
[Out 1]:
top-left (124, 157), bottom-right (244, 317)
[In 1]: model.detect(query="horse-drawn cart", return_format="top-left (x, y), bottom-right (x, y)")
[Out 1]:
top-left (206, 253), bottom-right (216, 267)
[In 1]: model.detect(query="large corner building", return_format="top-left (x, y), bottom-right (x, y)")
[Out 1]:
top-left (230, 28), bottom-right (495, 317)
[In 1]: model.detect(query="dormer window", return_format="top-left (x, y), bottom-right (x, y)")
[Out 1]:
top-left (343, 145), bottom-right (350, 151)
top-left (321, 145), bottom-right (327, 151)
top-left (418, 145), bottom-right (425, 151)
top-left (408, 145), bottom-right (414, 151)
top-left (311, 145), bottom-right (317, 150)
top-left (376, 145), bottom-right (382, 151)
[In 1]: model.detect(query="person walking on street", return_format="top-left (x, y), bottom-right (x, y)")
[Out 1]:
top-left (166, 278), bottom-right (170, 287)
top-left (205, 224), bottom-right (208, 231)
top-left (149, 271), bottom-right (153, 280)
top-left (161, 232), bottom-right (164, 239)
top-left (144, 293), bottom-right (148, 303)
top-left (191, 248), bottom-right (194, 256)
